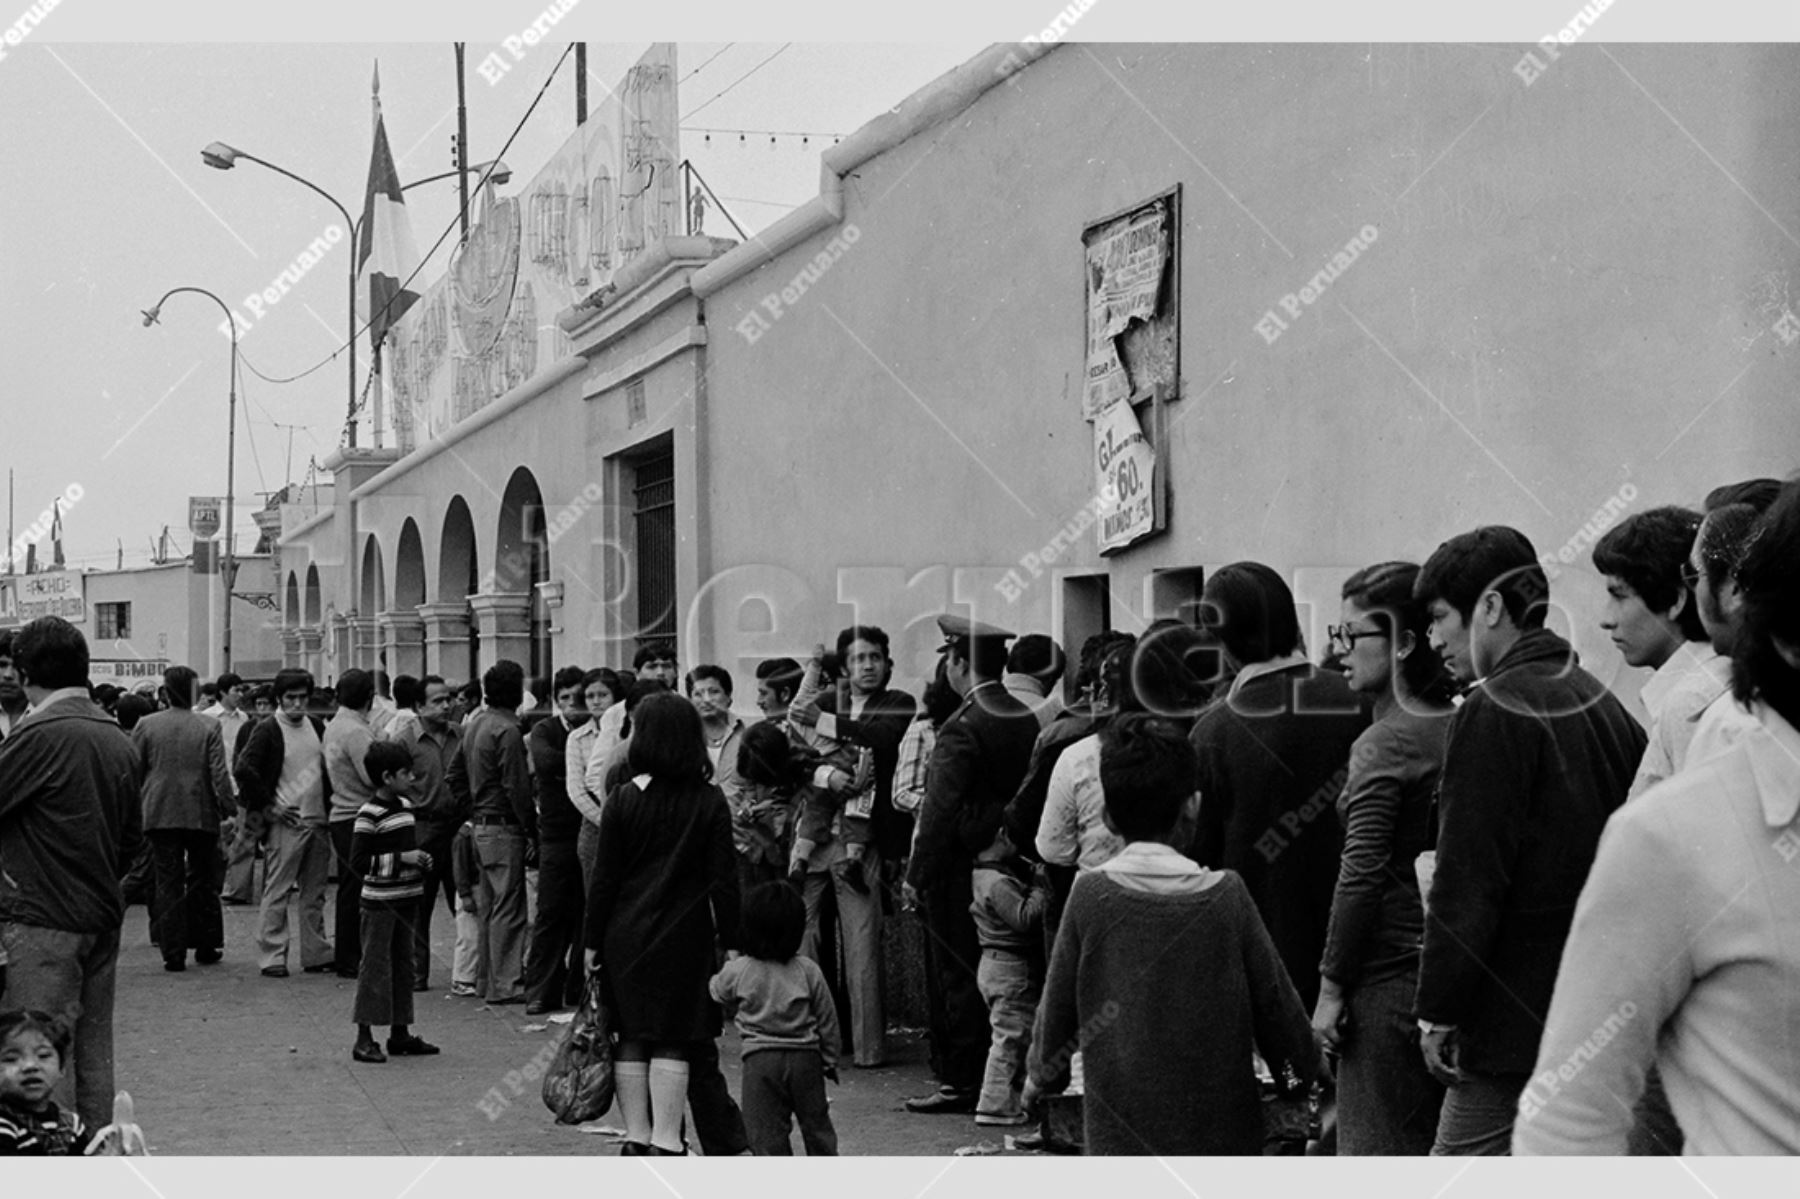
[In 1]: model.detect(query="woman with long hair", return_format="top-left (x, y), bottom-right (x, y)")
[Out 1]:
top-left (584, 691), bottom-right (741, 1155)
top-left (1312, 562), bottom-right (1456, 1154)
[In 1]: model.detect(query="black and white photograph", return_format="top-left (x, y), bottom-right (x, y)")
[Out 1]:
top-left (1, 0), bottom-right (1798, 1188)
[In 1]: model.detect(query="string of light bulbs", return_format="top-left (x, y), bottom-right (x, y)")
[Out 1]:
top-left (684, 125), bottom-right (847, 148)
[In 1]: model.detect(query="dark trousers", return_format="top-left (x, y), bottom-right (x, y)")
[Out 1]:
top-left (524, 837), bottom-right (585, 1009)
top-left (328, 819), bottom-right (362, 972)
top-left (1336, 969), bottom-right (1445, 1155)
top-left (0, 923), bottom-right (121, 1130)
top-left (411, 822), bottom-right (457, 986)
top-left (741, 1048), bottom-right (837, 1156)
top-left (353, 904), bottom-right (417, 1029)
top-left (921, 868), bottom-right (988, 1092)
top-left (1431, 1071), bottom-right (1527, 1156)
top-left (687, 1037), bottom-right (750, 1155)
top-left (149, 828), bottom-right (224, 963)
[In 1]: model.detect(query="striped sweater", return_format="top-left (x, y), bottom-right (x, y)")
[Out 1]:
top-left (349, 792), bottom-right (424, 907)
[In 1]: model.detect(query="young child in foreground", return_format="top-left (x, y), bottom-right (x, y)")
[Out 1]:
top-left (349, 742), bottom-right (440, 1063)
top-left (709, 882), bottom-right (841, 1156)
top-left (1023, 715), bottom-right (1323, 1155)
top-left (0, 1010), bottom-right (104, 1155)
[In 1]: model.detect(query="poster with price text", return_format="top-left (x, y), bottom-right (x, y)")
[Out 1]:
top-left (1095, 393), bottom-right (1159, 553)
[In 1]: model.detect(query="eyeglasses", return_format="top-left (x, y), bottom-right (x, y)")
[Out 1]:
top-left (1328, 624), bottom-right (1387, 652)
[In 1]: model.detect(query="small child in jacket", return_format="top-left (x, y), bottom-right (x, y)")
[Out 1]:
top-left (349, 742), bottom-right (439, 1063)
top-left (785, 646), bottom-right (876, 890)
top-left (0, 1011), bottom-right (96, 1156)
top-left (709, 882), bottom-right (841, 1156)
top-left (449, 819), bottom-right (484, 997)
top-left (969, 828), bottom-right (1049, 1125)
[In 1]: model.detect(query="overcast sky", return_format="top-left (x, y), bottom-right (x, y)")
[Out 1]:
top-left (0, 40), bottom-right (985, 571)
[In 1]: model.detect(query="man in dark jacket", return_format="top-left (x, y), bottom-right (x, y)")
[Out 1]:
top-left (239, 668), bottom-right (335, 977)
top-left (524, 665), bottom-right (589, 1014)
top-left (903, 614), bottom-right (1040, 1114)
top-left (1413, 526), bottom-right (1646, 1155)
top-left (450, 660), bottom-right (535, 1004)
top-left (133, 665), bottom-right (236, 971)
top-left (0, 616), bottom-right (143, 1128)
top-left (1185, 562), bottom-right (1371, 1018)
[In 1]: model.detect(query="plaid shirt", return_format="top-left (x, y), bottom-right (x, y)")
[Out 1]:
top-left (892, 717), bottom-right (934, 816)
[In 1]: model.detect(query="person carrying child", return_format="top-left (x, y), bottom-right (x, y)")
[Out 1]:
top-left (0, 1010), bottom-right (111, 1155)
top-left (969, 828), bottom-right (1049, 1127)
top-left (1024, 715), bottom-right (1322, 1155)
top-left (348, 742), bottom-right (440, 1063)
top-left (710, 882), bottom-right (841, 1155)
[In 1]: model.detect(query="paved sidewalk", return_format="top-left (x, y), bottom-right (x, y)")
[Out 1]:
top-left (110, 896), bottom-right (1028, 1156)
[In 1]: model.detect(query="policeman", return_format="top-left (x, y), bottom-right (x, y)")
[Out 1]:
top-left (902, 613), bottom-right (1042, 1115)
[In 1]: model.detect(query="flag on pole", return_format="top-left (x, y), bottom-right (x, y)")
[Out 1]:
top-left (50, 499), bottom-right (64, 569)
top-left (355, 62), bottom-right (422, 354)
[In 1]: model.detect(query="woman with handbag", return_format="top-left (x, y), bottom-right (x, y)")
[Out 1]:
top-left (584, 692), bottom-right (742, 1155)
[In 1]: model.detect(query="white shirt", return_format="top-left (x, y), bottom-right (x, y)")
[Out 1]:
top-left (1629, 641), bottom-right (1732, 798)
top-left (1515, 702), bottom-right (1800, 1155)
top-left (1036, 733), bottom-right (1125, 870)
top-left (1686, 687), bottom-right (1762, 771)
top-left (565, 715), bottom-right (606, 826)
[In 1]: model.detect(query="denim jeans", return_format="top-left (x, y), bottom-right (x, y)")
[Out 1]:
top-left (473, 825), bottom-right (528, 1001)
top-left (976, 949), bottom-right (1041, 1118)
top-left (0, 922), bottom-right (121, 1129)
top-left (1431, 1071), bottom-right (1528, 1156)
top-left (1337, 969), bottom-right (1445, 1155)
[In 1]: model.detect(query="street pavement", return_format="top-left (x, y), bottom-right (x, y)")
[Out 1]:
top-left (111, 892), bottom-right (1034, 1156)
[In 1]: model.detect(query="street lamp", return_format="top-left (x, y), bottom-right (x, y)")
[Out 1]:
top-left (202, 141), bottom-right (361, 447)
top-left (140, 287), bottom-right (239, 676)
top-left (202, 143), bottom-right (512, 446)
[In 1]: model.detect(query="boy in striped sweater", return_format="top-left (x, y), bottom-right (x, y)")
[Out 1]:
top-left (349, 742), bottom-right (439, 1064)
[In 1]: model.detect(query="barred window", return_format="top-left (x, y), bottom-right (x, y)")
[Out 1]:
top-left (96, 601), bottom-right (131, 640)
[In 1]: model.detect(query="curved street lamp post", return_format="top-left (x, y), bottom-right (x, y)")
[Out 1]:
top-left (140, 287), bottom-right (239, 675)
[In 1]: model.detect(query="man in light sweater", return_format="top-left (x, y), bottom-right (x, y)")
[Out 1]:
top-left (322, 669), bottom-right (378, 978)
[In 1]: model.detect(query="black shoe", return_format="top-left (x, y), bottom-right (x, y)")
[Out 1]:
top-left (352, 1040), bottom-right (387, 1064)
top-left (196, 949), bottom-right (222, 965)
top-left (413, 980), bottom-right (432, 993)
top-left (335, 968), bottom-right (359, 980)
top-left (386, 1034), bottom-right (440, 1056)
top-left (302, 962), bottom-right (337, 974)
top-left (647, 1143), bottom-right (686, 1156)
top-left (619, 1141), bottom-right (650, 1157)
top-left (904, 1087), bottom-right (978, 1114)
top-left (261, 965), bottom-right (289, 978)
top-left (524, 1001), bottom-right (562, 1016)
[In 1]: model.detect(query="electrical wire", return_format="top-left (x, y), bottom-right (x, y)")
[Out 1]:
top-left (222, 46), bottom-right (576, 392)
top-left (680, 43), bottom-right (735, 83)
top-left (680, 43), bottom-right (792, 123)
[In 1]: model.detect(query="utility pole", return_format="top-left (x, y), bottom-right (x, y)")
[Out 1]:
top-left (576, 43), bottom-right (587, 125)
top-left (455, 43), bottom-right (471, 245)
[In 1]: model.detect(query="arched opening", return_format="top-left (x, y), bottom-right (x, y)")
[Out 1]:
top-left (395, 519), bottom-right (427, 611)
top-left (359, 535), bottom-right (385, 617)
top-left (439, 496), bottom-right (480, 682)
top-left (303, 563), bottom-right (322, 626)
top-left (496, 467), bottom-right (550, 681)
top-left (285, 571), bottom-right (301, 628)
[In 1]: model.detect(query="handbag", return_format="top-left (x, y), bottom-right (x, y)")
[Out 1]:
top-left (541, 971), bottom-right (615, 1124)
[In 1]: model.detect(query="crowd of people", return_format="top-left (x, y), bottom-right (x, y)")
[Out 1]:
top-left (1, 472), bottom-right (1798, 1156)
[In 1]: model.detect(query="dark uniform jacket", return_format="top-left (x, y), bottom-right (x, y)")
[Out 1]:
top-left (906, 682), bottom-right (1039, 892)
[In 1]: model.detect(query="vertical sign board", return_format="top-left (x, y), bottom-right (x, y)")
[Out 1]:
top-left (1083, 187), bottom-right (1179, 555)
